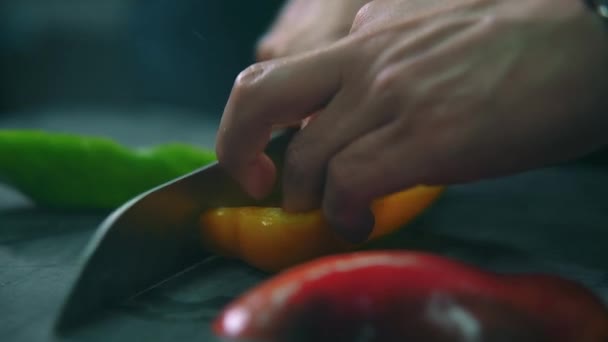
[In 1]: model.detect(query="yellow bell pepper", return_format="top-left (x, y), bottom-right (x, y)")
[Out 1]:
top-left (200, 185), bottom-right (444, 272)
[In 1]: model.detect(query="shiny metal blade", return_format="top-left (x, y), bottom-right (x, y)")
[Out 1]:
top-left (54, 129), bottom-right (294, 332)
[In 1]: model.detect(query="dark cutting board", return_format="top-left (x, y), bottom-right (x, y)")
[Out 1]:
top-left (1, 109), bottom-right (608, 342)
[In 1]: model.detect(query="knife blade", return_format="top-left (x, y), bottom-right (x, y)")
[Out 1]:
top-left (54, 128), bottom-right (295, 332)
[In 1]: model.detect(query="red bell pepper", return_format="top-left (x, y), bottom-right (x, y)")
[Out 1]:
top-left (213, 251), bottom-right (608, 342)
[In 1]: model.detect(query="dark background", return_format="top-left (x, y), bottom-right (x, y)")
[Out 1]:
top-left (0, 0), bottom-right (282, 120)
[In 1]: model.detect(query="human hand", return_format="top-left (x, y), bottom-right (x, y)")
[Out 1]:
top-left (256, 0), bottom-right (371, 60)
top-left (217, 0), bottom-right (608, 242)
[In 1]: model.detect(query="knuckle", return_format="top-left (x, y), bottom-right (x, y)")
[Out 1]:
top-left (232, 63), bottom-right (267, 98)
top-left (369, 67), bottom-right (403, 100)
top-left (478, 14), bottom-right (499, 33)
top-left (351, 2), bottom-right (375, 33)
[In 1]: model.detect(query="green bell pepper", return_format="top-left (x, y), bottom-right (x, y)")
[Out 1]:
top-left (0, 130), bottom-right (217, 210)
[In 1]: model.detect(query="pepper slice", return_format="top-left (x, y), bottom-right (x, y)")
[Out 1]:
top-left (0, 129), bottom-right (216, 209)
top-left (199, 185), bottom-right (444, 272)
top-left (213, 251), bottom-right (608, 342)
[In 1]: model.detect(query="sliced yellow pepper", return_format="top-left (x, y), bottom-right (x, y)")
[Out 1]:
top-left (200, 185), bottom-right (444, 272)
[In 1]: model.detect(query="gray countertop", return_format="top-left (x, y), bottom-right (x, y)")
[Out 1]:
top-left (1, 108), bottom-right (607, 342)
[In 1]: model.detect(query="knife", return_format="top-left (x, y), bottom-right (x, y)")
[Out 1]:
top-left (54, 128), bottom-right (295, 332)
